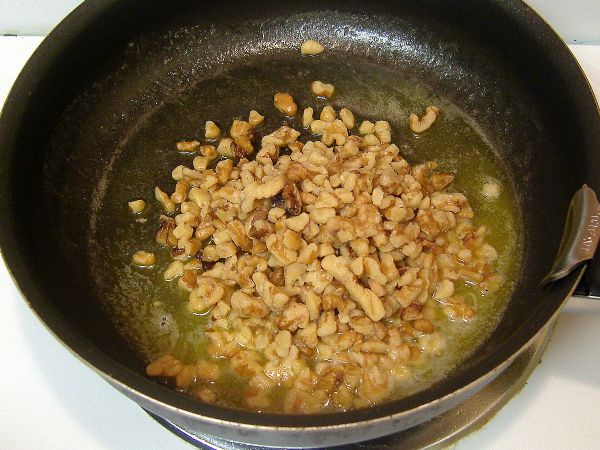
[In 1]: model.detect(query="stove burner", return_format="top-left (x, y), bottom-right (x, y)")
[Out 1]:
top-left (147, 322), bottom-right (553, 449)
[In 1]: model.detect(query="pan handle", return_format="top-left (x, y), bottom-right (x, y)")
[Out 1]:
top-left (541, 185), bottom-right (600, 298)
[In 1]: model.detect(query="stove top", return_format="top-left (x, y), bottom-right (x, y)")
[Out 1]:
top-left (1, 37), bottom-right (599, 449)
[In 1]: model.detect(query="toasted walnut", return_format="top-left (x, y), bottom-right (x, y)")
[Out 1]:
top-left (189, 277), bottom-right (224, 312)
top-left (231, 291), bottom-right (270, 318)
top-left (215, 159), bottom-right (234, 184)
top-left (248, 209), bottom-right (273, 239)
top-left (274, 93), bottom-right (298, 116)
top-left (128, 199), bottom-right (146, 213)
top-left (310, 119), bottom-right (326, 135)
top-left (339, 108), bottom-right (355, 129)
top-left (176, 140), bottom-right (200, 153)
top-left (216, 138), bottom-right (235, 158)
top-left (174, 365), bottom-right (198, 388)
top-left (171, 165), bottom-right (185, 181)
top-left (230, 120), bottom-right (251, 139)
top-left (322, 119), bottom-right (348, 146)
top-left (256, 143), bottom-right (279, 165)
top-left (132, 251), bottom-right (155, 266)
top-left (284, 262), bottom-right (307, 287)
top-left (272, 330), bottom-right (293, 357)
top-left (253, 272), bottom-right (289, 310)
top-left (234, 136), bottom-right (255, 158)
top-left (171, 180), bottom-right (189, 204)
top-left (277, 302), bottom-right (310, 332)
top-left (297, 242), bottom-right (318, 265)
top-left (409, 106), bottom-right (440, 133)
top-left (262, 126), bottom-right (301, 148)
top-left (357, 366), bottom-right (390, 405)
top-left (164, 260), bottom-right (185, 281)
top-left (320, 106), bottom-right (336, 122)
top-left (286, 162), bottom-right (309, 183)
top-left (242, 175), bottom-right (286, 213)
top-left (413, 318), bottom-right (435, 334)
top-left (301, 39), bottom-right (325, 55)
top-left (266, 234), bottom-right (297, 265)
top-left (443, 298), bottom-right (476, 321)
top-left (247, 109), bottom-right (265, 127)
top-left (200, 144), bottom-right (217, 159)
top-left (192, 156), bottom-right (209, 172)
top-left (278, 211), bottom-right (306, 232)
top-left (434, 279), bottom-right (454, 300)
top-left (196, 361), bottom-right (221, 382)
top-left (401, 303), bottom-right (423, 321)
top-left (360, 341), bottom-right (387, 353)
top-left (231, 350), bottom-right (263, 378)
top-left (317, 311), bottom-right (337, 337)
top-left (348, 316), bottom-right (374, 336)
top-left (270, 266), bottom-right (286, 287)
top-left (373, 120), bottom-right (390, 134)
top-left (358, 120), bottom-right (375, 135)
top-left (393, 284), bottom-right (423, 308)
top-left (297, 323), bottom-right (318, 348)
top-left (179, 269), bottom-right (198, 291)
top-left (430, 192), bottom-right (470, 214)
top-left (310, 207), bottom-right (336, 224)
top-left (283, 229), bottom-right (303, 251)
top-left (205, 120), bottom-right (221, 139)
top-left (416, 209), bottom-right (454, 240)
top-left (282, 181), bottom-right (302, 216)
top-left (349, 257), bottom-right (363, 276)
top-left (429, 172), bottom-right (455, 192)
top-left (475, 243), bottom-right (498, 261)
top-left (363, 258), bottom-right (388, 285)
top-left (154, 187), bottom-right (176, 213)
top-left (227, 220), bottom-right (252, 252)
top-left (267, 207), bottom-right (285, 223)
top-left (311, 81), bottom-right (334, 98)
top-left (321, 255), bottom-right (385, 321)
top-left (303, 107), bottom-right (314, 128)
top-left (156, 215), bottom-right (177, 246)
top-left (146, 354), bottom-right (183, 377)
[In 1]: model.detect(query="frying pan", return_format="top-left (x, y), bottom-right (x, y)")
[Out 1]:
top-left (1, 0), bottom-right (599, 447)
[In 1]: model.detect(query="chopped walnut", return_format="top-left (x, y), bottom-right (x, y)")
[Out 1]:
top-left (128, 199), bottom-right (146, 213)
top-left (409, 106), bottom-right (440, 133)
top-left (146, 97), bottom-right (500, 414)
top-left (231, 291), bottom-right (270, 318)
top-left (300, 39), bottom-right (325, 55)
top-left (311, 81), bottom-right (334, 98)
top-left (282, 181), bottom-right (302, 216)
top-left (274, 93), bottom-right (298, 116)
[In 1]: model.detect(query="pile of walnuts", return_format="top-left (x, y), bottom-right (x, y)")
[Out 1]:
top-left (141, 88), bottom-right (500, 412)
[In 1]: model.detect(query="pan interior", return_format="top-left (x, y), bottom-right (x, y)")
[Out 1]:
top-left (89, 51), bottom-right (521, 409)
top-left (11, 0), bottom-right (588, 422)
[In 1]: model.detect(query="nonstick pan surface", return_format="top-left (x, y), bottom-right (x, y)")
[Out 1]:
top-left (0, 0), bottom-right (599, 447)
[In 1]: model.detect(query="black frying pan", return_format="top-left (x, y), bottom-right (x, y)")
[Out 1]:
top-left (1, 0), bottom-right (599, 447)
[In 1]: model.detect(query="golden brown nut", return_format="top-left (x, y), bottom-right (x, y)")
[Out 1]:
top-left (300, 39), bottom-right (325, 55)
top-left (274, 93), bottom-right (298, 116)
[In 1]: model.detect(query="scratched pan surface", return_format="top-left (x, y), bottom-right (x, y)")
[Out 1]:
top-left (1, 0), bottom-right (599, 447)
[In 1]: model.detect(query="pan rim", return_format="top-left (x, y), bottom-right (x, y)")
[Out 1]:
top-left (0, 0), bottom-right (598, 432)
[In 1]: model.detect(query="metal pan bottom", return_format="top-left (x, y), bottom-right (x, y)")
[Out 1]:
top-left (146, 321), bottom-right (554, 450)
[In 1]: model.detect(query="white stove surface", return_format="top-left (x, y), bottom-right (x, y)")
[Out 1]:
top-left (1, 36), bottom-right (599, 450)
